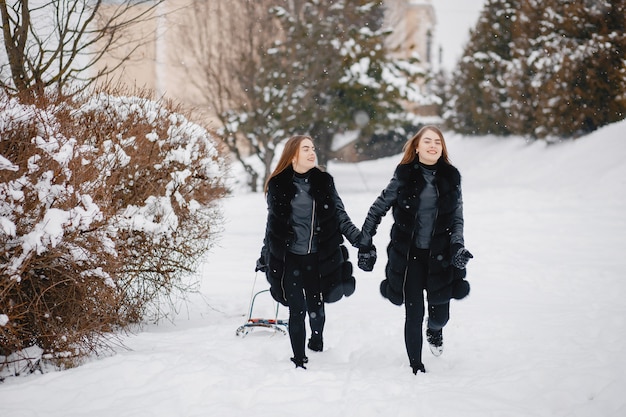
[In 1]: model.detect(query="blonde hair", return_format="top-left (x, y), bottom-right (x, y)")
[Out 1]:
top-left (399, 125), bottom-right (451, 165)
top-left (264, 135), bottom-right (314, 193)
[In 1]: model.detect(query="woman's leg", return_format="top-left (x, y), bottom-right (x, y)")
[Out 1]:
top-left (404, 248), bottom-right (429, 373)
top-left (425, 301), bottom-right (450, 356)
top-left (301, 254), bottom-right (324, 351)
top-left (283, 253), bottom-right (307, 363)
top-left (427, 303), bottom-right (450, 331)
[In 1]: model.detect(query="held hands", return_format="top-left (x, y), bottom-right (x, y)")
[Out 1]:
top-left (357, 245), bottom-right (377, 272)
top-left (452, 246), bottom-right (473, 269)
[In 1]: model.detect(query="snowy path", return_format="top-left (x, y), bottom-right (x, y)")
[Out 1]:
top-left (2, 127), bottom-right (626, 417)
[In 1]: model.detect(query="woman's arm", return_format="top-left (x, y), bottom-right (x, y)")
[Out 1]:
top-left (332, 184), bottom-right (362, 247)
top-left (450, 186), bottom-right (465, 247)
top-left (361, 173), bottom-right (399, 246)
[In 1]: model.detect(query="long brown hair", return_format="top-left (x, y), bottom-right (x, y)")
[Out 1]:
top-left (399, 125), bottom-right (451, 165)
top-left (264, 135), bottom-right (315, 193)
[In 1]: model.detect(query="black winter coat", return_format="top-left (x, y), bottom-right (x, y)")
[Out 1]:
top-left (259, 167), bottom-right (361, 305)
top-left (362, 158), bottom-right (470, 306)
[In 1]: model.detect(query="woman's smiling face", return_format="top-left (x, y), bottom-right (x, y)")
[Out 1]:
top-left (293, 138), bottom-right (317, 173)
top-left (416, 129), bottom-right (443, 165)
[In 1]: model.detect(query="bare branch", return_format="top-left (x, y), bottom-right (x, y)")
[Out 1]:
top-left (0, 0), bottom-right (168, 98)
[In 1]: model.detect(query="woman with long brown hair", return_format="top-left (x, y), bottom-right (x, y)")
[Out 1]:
top-left (358, 125), bottom-right (473, 374)
top-left (256, 135), bottom-right (364, 369)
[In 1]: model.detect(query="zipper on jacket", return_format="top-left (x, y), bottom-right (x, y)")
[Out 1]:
top-left (428, 183), bottom-right (440, 255)
top-left (402, 209), bottom-right (419, 302)
top-left (307, 199), bottom-right (316, 254)
top-left (280, 253), bottom-right (287, 302)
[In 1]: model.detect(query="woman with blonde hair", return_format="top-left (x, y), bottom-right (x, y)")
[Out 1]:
top-left (358, 125), bottom-right (473, 374)
top-left (256, 135), bottom-right (364, 369)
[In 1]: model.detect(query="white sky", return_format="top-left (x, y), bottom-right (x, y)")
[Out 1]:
top-left (432, 0), bottom-right (485, 70)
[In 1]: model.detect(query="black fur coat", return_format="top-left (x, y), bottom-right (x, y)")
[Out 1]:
top-left (362, 158), bottom-right (470, 305)
top-left (259, 167), bottom-right (360, 305)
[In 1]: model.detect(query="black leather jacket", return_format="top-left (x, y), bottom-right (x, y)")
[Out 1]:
top-left (362, 165), bottom-right (464, 248)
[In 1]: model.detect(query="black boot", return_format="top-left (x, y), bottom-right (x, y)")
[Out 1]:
top-left (291, 357), bottom-right (307, 369)
top-left (411, 363), bottom-right (426, 374)
top-left (307, 334), bottom-right (323, 352)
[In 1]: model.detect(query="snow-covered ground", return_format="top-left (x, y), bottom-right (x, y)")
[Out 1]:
top-left (2, 120), bottom-right (625, 416)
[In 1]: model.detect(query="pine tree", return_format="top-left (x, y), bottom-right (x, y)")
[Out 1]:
top-left (447, 0), bottom-right (626, 139)
top-left (231, 0), bottom-right (427, 170)
top-left (444, 0), bottom-right (521, 136)
top-left (503, 0), bottom-right (543, 136)
top-left (527, 0), bottom-right (626, 138)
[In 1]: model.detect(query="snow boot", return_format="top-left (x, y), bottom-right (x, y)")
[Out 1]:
top-left (426, 328), bottom-right (444, 357)
top-left (307, 334), bottom-right (323, 352)
top-left (291, 357), bottom-right (307, 369)
top-left (411, 363), bottom-right (426, 374)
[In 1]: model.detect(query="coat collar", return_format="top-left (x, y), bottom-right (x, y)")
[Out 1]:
top-left (395, 157), bottom-right (460, 185)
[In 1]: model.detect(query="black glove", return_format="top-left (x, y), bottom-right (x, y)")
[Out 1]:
top-left (452, 246), bottom-right (473, 269)
top-left (358, 245), bottom-right (377, 272)
top-left (255, 257), bottom-right (267, 273)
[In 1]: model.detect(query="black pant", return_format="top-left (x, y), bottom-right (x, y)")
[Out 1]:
top-left (283, 252), bottom-right (325, 360)
top-left (404, 248), bottom-right (450, 368)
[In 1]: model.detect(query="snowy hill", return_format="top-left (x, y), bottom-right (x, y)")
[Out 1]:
top-left (2, 122), bottom-right (626, 417)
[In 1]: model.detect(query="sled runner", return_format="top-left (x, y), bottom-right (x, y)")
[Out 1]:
top-left (236, 275), bottom-right (288, 337)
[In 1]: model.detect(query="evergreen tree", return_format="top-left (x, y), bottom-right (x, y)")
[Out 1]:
top-left (229, 0), bottom-right (428, 171)
top-left (447, 0), bottom-right (626, 139)
top-left (445, 0), bottom-right (520, 136)
top-left (526, 0), bottom-right (626, 138)
top-left (503, 0), bottom-right (543, 136)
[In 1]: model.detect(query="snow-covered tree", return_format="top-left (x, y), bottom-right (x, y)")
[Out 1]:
top-left (177, 0), bottom-right (274, 192)
top-left (444, 0), bottom-right (520, 136)
top-left (446, 0), bottom-right (626, 139)
top-left (524, 0), bottom-right (626, 138)
top-left (181, 0), bottom-right (430, 189)
top-left (247, 0), bottom-right (428, 170)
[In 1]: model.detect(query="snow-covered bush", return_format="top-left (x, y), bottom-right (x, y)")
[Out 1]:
top-left (0, 90), bottom-right (228, 373)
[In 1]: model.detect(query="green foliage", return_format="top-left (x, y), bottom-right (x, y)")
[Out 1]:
top-left (445, 0), bottom-right (519, 136)
top-left (446, 0), bottom-right (626, 138)
top-left (224, 0), bottom-right (427, 174)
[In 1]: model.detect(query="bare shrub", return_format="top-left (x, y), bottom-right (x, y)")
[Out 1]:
top-left (0, 87), bottom-right (228, 375)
